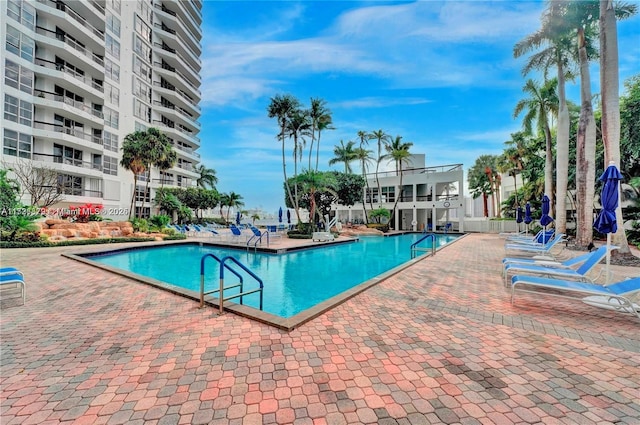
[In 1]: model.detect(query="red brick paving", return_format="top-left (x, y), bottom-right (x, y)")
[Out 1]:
top-left (1, 234), bottom-right (639, 424)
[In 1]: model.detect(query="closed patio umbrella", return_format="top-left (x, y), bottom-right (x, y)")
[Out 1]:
top-left (278, 207), bottom-right (283, 223)
top-left (516, 206), bottom-right (523, 233)
top-left (287, 210), bottom-right (291, 226)
top-left (524, 202), bottom-right (532, 235)
top-left (593, 163), bottom-right (623, 284)
top-left (236, 211), bottom-right (241, 225)
top-left (539, 195), bottom-right (554, 243)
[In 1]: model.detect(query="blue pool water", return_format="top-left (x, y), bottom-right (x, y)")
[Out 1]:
top-left (89, 234), bottom-right (459, 318)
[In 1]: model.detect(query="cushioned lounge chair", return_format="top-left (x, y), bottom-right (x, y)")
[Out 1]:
top-left (505, 229), bottom-right (555, 245)
top-left (503, 245), bottom-right (616, 285)
top-left (505, 234), bottom-right (565, 256)
top-left (501, 248), bottom-right (598, 276)
top-left (510, 275), bottom-right (640, 319)
top-left (0, 269), bottom-right (25, 305)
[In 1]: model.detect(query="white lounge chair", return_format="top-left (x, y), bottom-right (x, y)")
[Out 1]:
top-left (0, 268), bottom-right (25, 306)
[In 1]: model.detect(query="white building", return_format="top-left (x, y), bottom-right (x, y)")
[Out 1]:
top-left (1, 0), bottom-right (202, 219)
top-left (333, 155), bottom-right (465, 232)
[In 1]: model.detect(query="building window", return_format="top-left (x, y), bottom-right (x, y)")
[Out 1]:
top-left (3, 129), bottom-right (32, 158)
top-left (4, 60), bottom-right (33, 94)
top-left (7, 0), bottom-right (35, 30)
top-left (136, 1), bottom-right (152, 22)
top-left (106, 12), bottom-right (121, 37)
top-left (135, 122), bottom-right (147, 132)
top-left (132, 56), bottom-right (151, 83)
top-left (103, 107), bottom-right (119, 129)
top-left (135, 185), bottom-right (150, 202)
top-left (105, 34), bottom-right (120, 59)
top-left (103, 130), bottom-right (119, 152)
top-left (134, 15), bottom-right (152, 43)
top-left (108, 0), bottom-right (121, 13)
top-left (4, 94), bottom-right (32, 126)
top-left (104, 58), bottom-right (120, 82)
top-left (103, 156), bottom-right (118, 176)
top-left (381, 186), bottom-right (395, 203)
top-left (133, 99), bottom-right (151, 123)
top-left (54, 143), bottom-right (83, 166)
top-left (6, 25), bottom-right (34, 62)
top-left (132, 78), bottom-right (151, 103)
top-left (104, 82), bottom-right (120, 105)
top-left (57, 174), bottom-right (83, 196)
top-left (133, 35), bottom-right (151, 63)
top-left (160, 171), bottom-right (174, 185)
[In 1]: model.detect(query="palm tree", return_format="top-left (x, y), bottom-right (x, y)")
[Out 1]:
top-left (286, 108), bottom-right (311, 215)
top-left (513, 78), bottom-right (558, 216)
top-left (224, 191), bottom-right (244, 223)
top-left (356, 130), bottom-right (374, 223)
top-left (268, 94), bottom-right (302, 223)
top-left (195, 164), bottom-right (218, 189)
top-left (368, 129), bottom-right (391, 206)
top-left (468, 158), bottom-right (494, 218)
top-left (293, 170), bottom-right (338, 232)
top-left (315, 117), bottom-right (334, 172)
top-left (218, 193), bottom-right (229, 219)
top-left (137, 128), bottom-right (173, 218)
top-left (329, 140), bottom-right (357, 173)
top-left (600, 0), bottom-right (637, 256)
top-left (307, 98), bottom-right (332, 171)
top-left (514, 3), bottom-right (574, 233)
top-left (157, 149), bottom-right (177, 189)
top-left (499, 132), bottom-right (529, 209)
top-left (380, 135), bottom-right (413, 227)
top-left (120, 131), bottom-right (148, 219)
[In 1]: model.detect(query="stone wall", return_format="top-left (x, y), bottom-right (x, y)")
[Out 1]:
top-left (35, 220), bottom-right (139, 241)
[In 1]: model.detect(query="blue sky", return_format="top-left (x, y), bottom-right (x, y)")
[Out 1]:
top-left (196, 1), bottom-right (640, 216)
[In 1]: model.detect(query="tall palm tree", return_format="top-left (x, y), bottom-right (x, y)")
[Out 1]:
top-left (468, 157), bottom-right (494, 218)
top-left (315, 117), bottom-right (334, 172)
top-left (195, 164), bottom-right (218, 189)
top-left (514, 78), bottom-right (558, 216)
top-left (354, 146), bottom-right (374, 224)
top-left (293, 170), bottom-right (338, 232)
top-left (380, 135), bottom-right (413, 227)
top-left (329, 140), bottom-right (357, 173)
top-left (514, 2), bottom-right (574, 233)
top-left (157, 149), bottom-right (177, 189)
top-left (286, 109), bottom-right (311, 214)
top-left (600, 0), bottom-right (637, 256)
top-left (139, 128), bottom-right (173, 218)
top-left (120, 131), bottom-right (147, 219)
top-left (268, 94), bottom-right (302, 223)
top-left (307, 98), bottom-right (332, 171)
top-left (368, 129), bottom-right (391, 206)
top-left (356, 130), bottom-right (374, 223)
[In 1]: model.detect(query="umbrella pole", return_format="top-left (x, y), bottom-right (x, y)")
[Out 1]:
top-left (605, 233), bottom-right (611, 285)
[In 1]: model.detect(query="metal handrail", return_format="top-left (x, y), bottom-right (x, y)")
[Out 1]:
top-left (410, 233), bottom-right (436, 259)
top-left (218, 257), bottom-right (263, 314)
top-left (199, 253), bottom-right (244, 308)
top-left (247, 230), bottom-right (270, 250)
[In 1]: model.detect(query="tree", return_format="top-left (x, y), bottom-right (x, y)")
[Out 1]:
top-left (514, 78), bottom-right (558, 216)
top-left (195, 164), bottom-right (218, 189)
top-left (354, 131), bottom-right (375, 223)
top-left (468, 155), bottom-right (499, 217)
top-left (380, 135), bottom-right (413, 227)
top-left (620, 75), bottom-right (640, 178)
top-left (329, 140), bottom-right (357, 173)
top-left (499, 132), bottom-right (529, 209)
top-left (224, 191), bottom-right (244, 223)
top-left (141, 128), bottom-right (174, 218)
top-left (286, 108), bottom-right (311, 215)
top-left (292, 170), bottom-right (338, 232)
top-left (157, 149), bottom-right (177, 189)
top-left (369, 129), bottom-right (391, 207)
top-left (3, 160), bottom-right (65, 208)
top-left (268, 94), bottom-right (302, 223)
top-left (307, 98), bottom-right (332, 171)
top-left (120, 131), bottom-right (148, 219)
top-left (514, 2), bottom-right (574, 233)
top-left (600, 0), bottom-right (637, 256)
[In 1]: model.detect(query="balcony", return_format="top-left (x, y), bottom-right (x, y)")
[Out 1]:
top-left (37, 0), bottom-right (104, 41)
top-left (33, 152), bottom-right (103, 172)
top-left (33, 121), bottom-right (103, 146)
top-left (34, 89), bottom-right (104, 120)
top-left (35, 58), bottom-right (104, 94)
top-left (35, 27), bottom-right (104, 69)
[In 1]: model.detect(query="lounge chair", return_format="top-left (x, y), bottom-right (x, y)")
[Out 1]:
top-left (312, 231), bottom-right (335, 242)
top-left (504, 233), bottom-right (565, 256)
top-left (229, 224), bottom-right (250, 243)
top-left (0, 269), bottom-right (25, 305)
top-left (510, 275), bottom-right (640, 319)
top-left (503, 245), bottom-right (616, 285)
top-left (501, 248), bottom-right (592, 275)
top-left (505, 229), bottom-right (555, 245)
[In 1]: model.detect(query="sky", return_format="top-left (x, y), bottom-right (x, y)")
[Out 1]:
top-left (196, 0), bottom-right (640, 217)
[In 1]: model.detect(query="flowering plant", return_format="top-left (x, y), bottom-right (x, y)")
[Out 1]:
top-left (64, 203), bottom-right (103, 223)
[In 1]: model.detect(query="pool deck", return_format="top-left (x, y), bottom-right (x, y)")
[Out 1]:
top-left (1, 233), bottom-right (639, 424)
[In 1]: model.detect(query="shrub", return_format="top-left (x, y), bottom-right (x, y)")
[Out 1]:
top-left (149, 214), bottom-right (171, 231)
top-left (130, 218), bottom-right (149, 233)
top-left (0, 236), bottom-right (156, 249)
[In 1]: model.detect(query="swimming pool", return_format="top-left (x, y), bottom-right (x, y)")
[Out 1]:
top-left (77, 233), bottom-right (460, 328)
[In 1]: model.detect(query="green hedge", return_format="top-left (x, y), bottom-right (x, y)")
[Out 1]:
top-left (1, 237), bottom-right (158, 249)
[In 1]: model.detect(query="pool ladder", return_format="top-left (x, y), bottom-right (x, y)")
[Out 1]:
top-left (200, 253), bottom-right (264, 314)
top-left (410, 233), bottom-right (436, 259)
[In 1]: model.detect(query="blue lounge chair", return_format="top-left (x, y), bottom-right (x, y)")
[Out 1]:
top-left (505, 233), bottom-right (565, 256)
top-left (506, 229), bottom-right (555, 245)
top-left (0, 269), bottom-right (25, 305)
top-left (229, 224), bottom-right (249, 243)
top-left (511, 275), bottom-right (640, 319)
top-left (501, 249), bottom-right (596, 276)
top-left (503, 245), bottom-right (616, 285)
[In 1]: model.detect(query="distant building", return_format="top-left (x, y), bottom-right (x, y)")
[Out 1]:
top-left (332, 155), bottom-right (465, 232)
top-left (1, 0), bottom-right (203, 219)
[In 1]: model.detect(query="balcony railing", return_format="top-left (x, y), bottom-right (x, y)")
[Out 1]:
top-left (33, 152), bottom-right (103, 171)
top-left (58, 187), bottom-right (103, 197)
top-left (153, 78), bottom-right (199, 110)
top-left (33, 121), bottom-right (103, 146)
top-left (366, 164), bottom-right (463, 179)
top-left (155, 3), bottom-right (177, 17)
top-left (37, 0), bottom-right (105, 40)
top-left (35, 58), bottom-right (104, 93)
top-left (34, 89), bottom-right (103, 118)
top-left (35, 26), bottom-right (104, 67)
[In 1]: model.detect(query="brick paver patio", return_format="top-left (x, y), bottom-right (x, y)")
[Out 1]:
top-left (1, 233), bottom-right (639, 424)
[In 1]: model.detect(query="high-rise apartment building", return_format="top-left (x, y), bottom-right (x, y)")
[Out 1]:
top-left (1, 0), bottom-right (202, 220)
